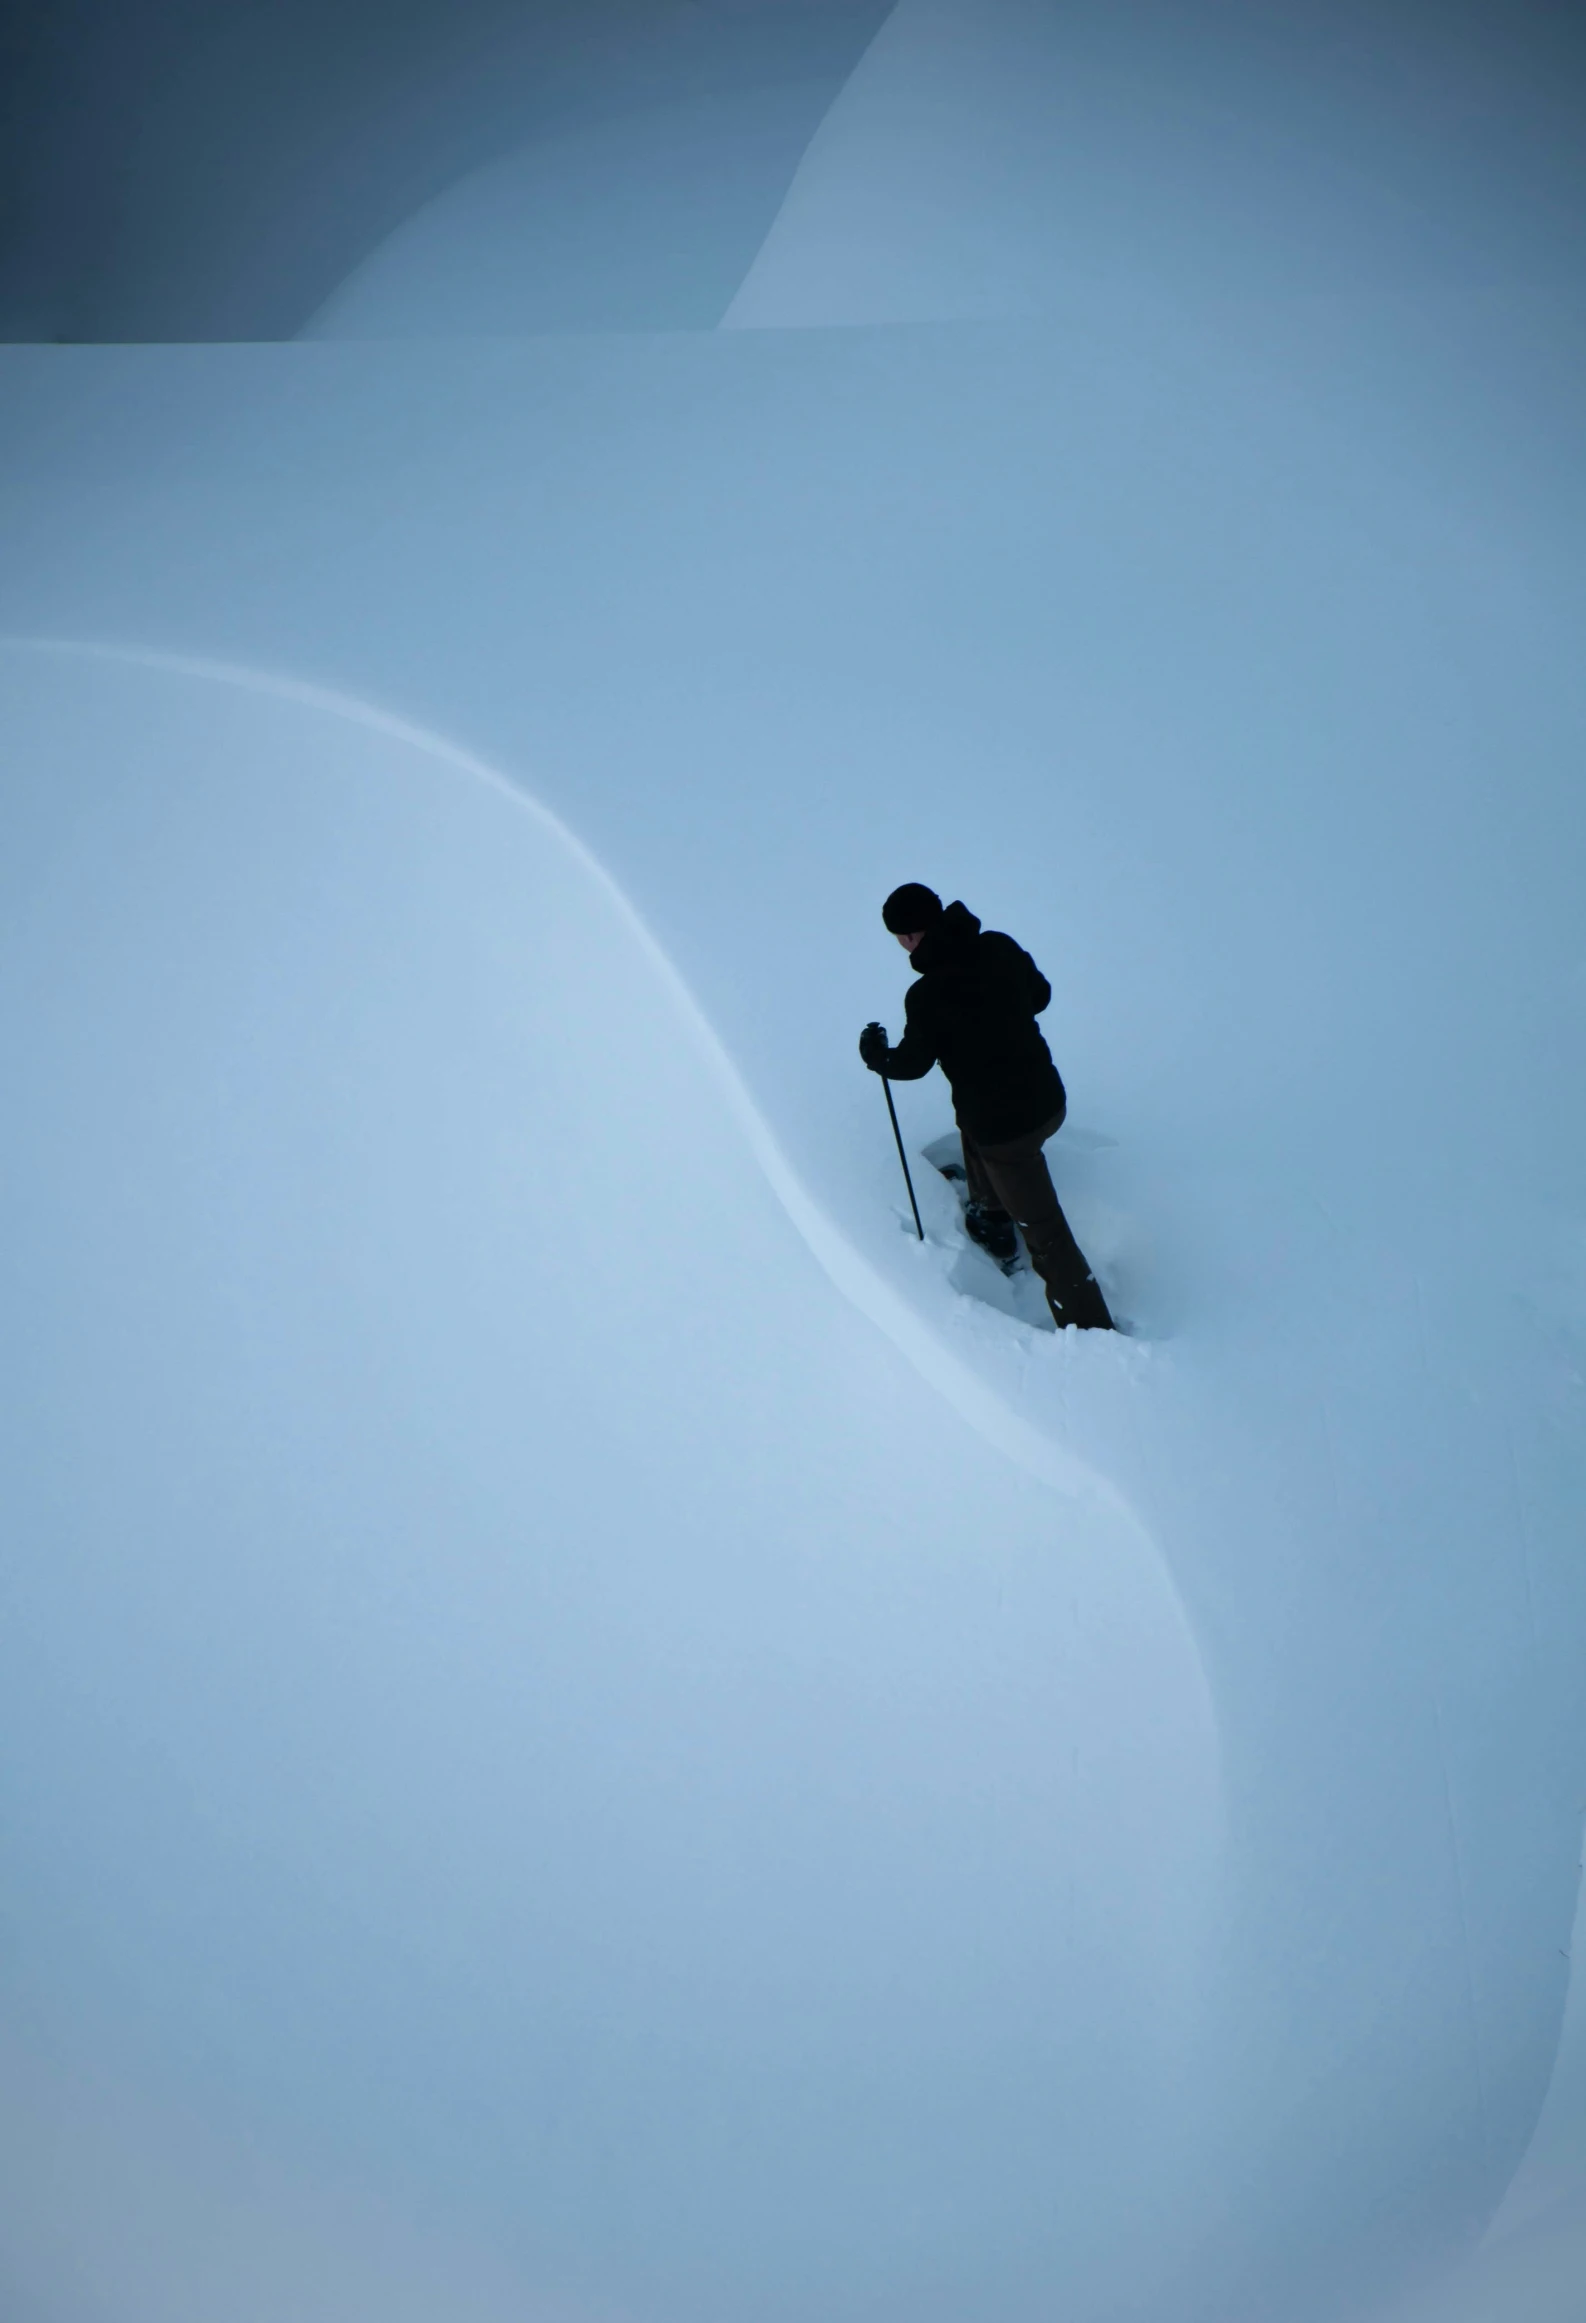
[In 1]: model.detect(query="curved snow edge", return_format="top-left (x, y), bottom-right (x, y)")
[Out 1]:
top-left (0, 636), bottom-right (1149, 1539)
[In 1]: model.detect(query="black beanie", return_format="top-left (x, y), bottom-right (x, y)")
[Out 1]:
top-left (882, 883), bottom-right (943, 934)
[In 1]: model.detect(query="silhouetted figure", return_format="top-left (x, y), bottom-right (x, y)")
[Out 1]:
top-left (860, 883), bottom-right (1113, 1330)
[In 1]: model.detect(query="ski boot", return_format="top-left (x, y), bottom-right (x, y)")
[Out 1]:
top-left (964, 1201), bottom-right (1021, 1275)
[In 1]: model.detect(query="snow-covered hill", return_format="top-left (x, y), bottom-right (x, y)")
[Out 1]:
top-left (0, 646), bottom-right (1222, 2321)
top-left (1, 7), bottom-right (1584, 2321)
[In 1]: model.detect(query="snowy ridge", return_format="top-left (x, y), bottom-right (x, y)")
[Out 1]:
top-left (2, 635), bottom-right (1151, 1539)
top-left (2, 22), bottom-right (1583, 2284)
top-left (0, 633), bottom-right (1224, 2322)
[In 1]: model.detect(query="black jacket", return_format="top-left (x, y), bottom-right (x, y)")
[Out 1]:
top-left (874, 901), bottom-right (1066, 1144)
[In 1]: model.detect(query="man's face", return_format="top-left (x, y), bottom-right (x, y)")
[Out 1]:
top-left (897, 930), bottom-right (926, 954)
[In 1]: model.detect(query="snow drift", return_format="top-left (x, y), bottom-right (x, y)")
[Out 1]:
top-left (1, 4), bottom-right (1584, 2318)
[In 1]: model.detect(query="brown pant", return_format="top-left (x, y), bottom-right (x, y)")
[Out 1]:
top-left (961, 1114), bottom-right (1112, 1329)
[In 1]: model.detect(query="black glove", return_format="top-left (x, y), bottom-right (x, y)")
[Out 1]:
top-left (859, 1021), bottom-right (890, 1072)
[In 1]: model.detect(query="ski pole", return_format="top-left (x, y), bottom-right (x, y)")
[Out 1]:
top-left (880, 1074), bottom-right (925, 1241)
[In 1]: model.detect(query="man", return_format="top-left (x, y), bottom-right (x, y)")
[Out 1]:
top-left (859, 883), bottom-right (1114, 1331)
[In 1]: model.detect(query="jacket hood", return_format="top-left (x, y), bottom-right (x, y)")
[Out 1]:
top-left (911, 899), bottom-right (980, 972)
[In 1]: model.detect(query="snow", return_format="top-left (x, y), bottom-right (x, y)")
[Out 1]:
top-left (303, 85), bottom-right (852, 337)
top-left (1, 7), bottom-right (1585, 2321)
top-left (0, 647), bottom-right (1219, 2322)
top-left (727, 0), bottom-right (1586, 326)
top-left (1, 1), bottom-right (891, 341)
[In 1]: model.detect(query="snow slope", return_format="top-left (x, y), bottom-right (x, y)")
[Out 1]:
top-left (0, 646), bottom-right (1221, 2323)
top-left (303, 83), bottom-right (851, 336)
top-left (1, 0), bottom-right (892, 341)
top-left (1, 294), bottom-right (1584, 2322)
top-left (727, 0), bottom-right (1586, 326)
top-left (1, 9), bottom-right (1585, 2321)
